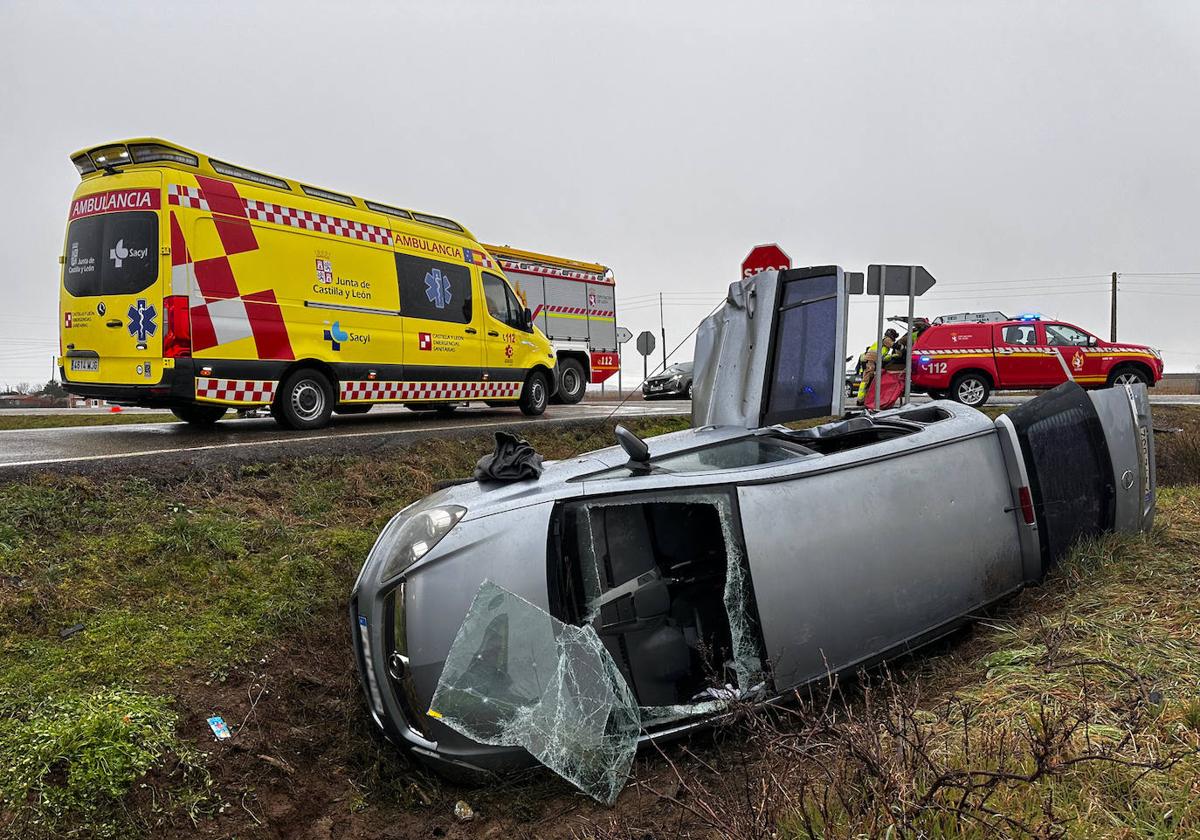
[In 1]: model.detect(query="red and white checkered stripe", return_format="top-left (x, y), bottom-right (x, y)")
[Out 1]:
top-left (340, 380), bottom-right (522, 402)
top-left (195, 378), bottom-right (277, 404)
top-left (244, 200), bottom-right (393, 245)
top-left (168, 183), bottom-right (392, 246)
top-left (168, 184), bottom-right (209, 210)
top-left (497, 259), bottom-right (609, 283)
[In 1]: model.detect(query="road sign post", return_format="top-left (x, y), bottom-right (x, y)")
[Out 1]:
top-left (863, 265), bottom-right (937, 410)
top-left (635, 330), bottom-right (656, 385)
top-left (741, 244), bottom-right (791, 279)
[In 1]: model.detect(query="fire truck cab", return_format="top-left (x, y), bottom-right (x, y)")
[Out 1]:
top-left (911, 314), bottom-right (1163, 407)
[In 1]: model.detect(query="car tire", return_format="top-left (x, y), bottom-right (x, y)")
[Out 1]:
top-left (334, 404), bottom-right (372, 415)
top-left (683, 382), bottom-right (693, 400)
top-left (949, 372), bottom-right (990, 407)
top-left (519, 370), bottom-right (549, 416)
top-left (1107, 365), bottom-right (1150, 388)
top-left (274, 368), bottom-right (335, 430)
top-left (553, 358), bottom-right (587, 405)
top-left (171, 404), bottom-right (227, 426)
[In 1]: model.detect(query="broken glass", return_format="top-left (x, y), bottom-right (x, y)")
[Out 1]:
top-left (427, 580), bottom-right (640, 804)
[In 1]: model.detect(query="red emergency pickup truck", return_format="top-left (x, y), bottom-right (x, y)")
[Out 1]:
top-left (911, 316), bottom-right (1163, 407)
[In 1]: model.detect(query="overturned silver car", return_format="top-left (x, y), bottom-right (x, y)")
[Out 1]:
top-left (350, 266), bottom-right (1156, 803)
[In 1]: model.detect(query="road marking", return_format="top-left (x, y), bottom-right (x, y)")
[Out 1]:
top-left (0, 408), bottom-right (689, 469)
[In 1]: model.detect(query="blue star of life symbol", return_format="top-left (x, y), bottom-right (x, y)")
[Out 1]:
top-left (127, 298), bottom-right (157, 341)
top-left (425, 268), bottom-right (452, 310)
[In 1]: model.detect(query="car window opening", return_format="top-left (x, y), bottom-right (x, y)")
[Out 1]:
top-left (552, 493), bottom-right (764, 722)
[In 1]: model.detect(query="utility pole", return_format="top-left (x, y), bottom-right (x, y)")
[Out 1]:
top-left (1110, 271), bottom-right (1118, 342)
top-left (659, 292), bottom-right (667, 372)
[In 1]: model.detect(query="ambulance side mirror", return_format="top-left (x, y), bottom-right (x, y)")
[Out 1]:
top-left (522, 307), bottom-right (533, 332)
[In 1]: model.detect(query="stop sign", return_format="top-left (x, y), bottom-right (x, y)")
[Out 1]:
top-left (741, 244), bottom-right (791, 279)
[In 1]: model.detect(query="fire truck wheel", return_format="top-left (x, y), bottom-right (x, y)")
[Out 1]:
top-left (171, 404), bottom-right (227, 426)
top-left (519, 370), bottom-right (550, 416)
top-left (553, 359), bottom-right (587, 405)
top-left (275, 368), bottom-right (335, 430)
top-left (1107, 365), bottom-right (1149, 388)
top-left (949, 372), bottom-right (991, 408)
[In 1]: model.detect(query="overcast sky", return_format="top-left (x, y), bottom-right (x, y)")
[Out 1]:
top-left (3, 0), bottom-right (1198, 387)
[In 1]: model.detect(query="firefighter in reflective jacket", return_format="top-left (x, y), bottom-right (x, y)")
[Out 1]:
top-left (856, 329), bottom-right (898, 405)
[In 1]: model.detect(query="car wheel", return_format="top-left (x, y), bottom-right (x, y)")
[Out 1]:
top-left (1107, 365), bottom-right (1149, 388)
top-left (554, 358), bottom-right (587, 405)
top-left (171, 404), bottom-right (227, 426)
top-left (950, 373), bottom-right (990, 407)
top-left (274, 368), bottom-right (335, 430)
top-left (334, 404), bottom-right (372, 415)
top-left (519, 370), bottom-right (549, 416)
top-left (683, 381), bottom-right (693, 400)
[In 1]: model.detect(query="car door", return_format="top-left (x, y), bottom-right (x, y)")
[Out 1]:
top-left (395, 251), bottom-right (483, 386)
top-left (993, 323), bottom-right (1064, 388)
top-left (1044, 322), bottom-right (1101, 384)
top-left (482, 272), bottom-right (539, 394)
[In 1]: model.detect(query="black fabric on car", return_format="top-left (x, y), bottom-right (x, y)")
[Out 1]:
top-left (1006, 382), bottom-right (1115, 572)
top-left (473, 431), bottom-right (543, 482)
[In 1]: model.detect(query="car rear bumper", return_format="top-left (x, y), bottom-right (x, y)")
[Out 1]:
top-left (60, 359), bottom-right (196, 406)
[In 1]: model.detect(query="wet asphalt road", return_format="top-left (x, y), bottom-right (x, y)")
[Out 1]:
top-left (0, 401), bottom-right (691, 473)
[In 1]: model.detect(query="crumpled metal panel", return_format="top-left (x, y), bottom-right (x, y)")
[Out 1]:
top-left (427, 580), bottom-right (640, 804)
top-left (691, 272), bottom-right (779, 430)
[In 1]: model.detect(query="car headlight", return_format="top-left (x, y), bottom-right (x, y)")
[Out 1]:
top-left (376, 504), bottom-right (467, 581)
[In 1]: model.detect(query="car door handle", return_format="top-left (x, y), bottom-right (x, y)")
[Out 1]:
top-left (488, 330), bottom-right (500, 337)
top-left (464, 327), bottom-right (478, 334)
top-left (106, 319), bottom-right (122, 328)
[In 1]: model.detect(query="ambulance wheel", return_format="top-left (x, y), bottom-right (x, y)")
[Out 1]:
top-left (519, 370), bottom-right (550, 416)
top-left (171, 404), bottom-right (227, 426)
top-left (1107, 365), bottom-right (1149, 388)
top-left (552, 359), bottom-right (587, 405)
top-left (275, 368), bottom-right (334, 430)
top-left (949, 372), bottom-right (990, 407)
top-left (334, 404), bottom-right (372, 415)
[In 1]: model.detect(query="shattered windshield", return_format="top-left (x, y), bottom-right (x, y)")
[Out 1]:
top-left (427, 581), bottom-right (640, 804)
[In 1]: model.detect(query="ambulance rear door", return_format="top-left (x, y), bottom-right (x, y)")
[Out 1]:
top-left (60, 173), bottom-right (166, 387)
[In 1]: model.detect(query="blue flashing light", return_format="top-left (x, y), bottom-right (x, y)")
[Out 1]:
top-left (919, 355), bottom-right (931, 364)
top-left (1016, 313), bottom-right (1043, 321)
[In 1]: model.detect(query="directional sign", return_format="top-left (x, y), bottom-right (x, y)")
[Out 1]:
top-left (866, 265), bottom-right (937, 296)
top-left (635, 330), bottom-right (656, 357)
top-left (616, 326), bottom-right (633, 344)
top-left (845, 271), bottom-right (865, 295)
top-left (741, 244), bottom-right (791, 279)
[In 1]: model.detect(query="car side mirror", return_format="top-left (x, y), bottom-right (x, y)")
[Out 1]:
top-left (614, 424), bottom-right (650, 464)
top-left (1087, 335), bottom-right (1098, 346)
top-left (523, 307), bottom-right (533, 331)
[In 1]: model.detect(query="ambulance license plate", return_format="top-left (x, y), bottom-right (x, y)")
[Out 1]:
top-left (70, 358), bottom-right (99, 372)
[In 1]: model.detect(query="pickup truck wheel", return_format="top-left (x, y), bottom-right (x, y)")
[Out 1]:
top-left (1107, 365), bottom-right (1149, 388)
top-left (274, 368), bottom-right (335, 430)
top-left (553, 359), bottom-right (587, 405)
top-left (171, 404), bottom-right (227, 426)
top-left (950, 373), bottom-right (990, 407)
top-left (519, 370), bottom-right (549, 416)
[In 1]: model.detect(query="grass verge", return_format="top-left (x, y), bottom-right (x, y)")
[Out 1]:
top-left (0, 413), bottom-right (176, 430)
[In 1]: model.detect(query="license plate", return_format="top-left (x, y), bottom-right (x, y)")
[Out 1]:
top-left (70, 358), bottom-right (99, 372)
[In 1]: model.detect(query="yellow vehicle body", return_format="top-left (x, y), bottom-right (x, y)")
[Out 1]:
top-left (57, 139), bottom-right (557, 427)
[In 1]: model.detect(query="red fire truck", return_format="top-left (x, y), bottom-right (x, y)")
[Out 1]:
top-left (483, 245), bottom-right (619, 403)
top-left (911, 313), bottom-right (1163, 407)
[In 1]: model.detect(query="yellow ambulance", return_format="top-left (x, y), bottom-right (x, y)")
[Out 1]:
top-left (58, 139), bottom-right (558, 429)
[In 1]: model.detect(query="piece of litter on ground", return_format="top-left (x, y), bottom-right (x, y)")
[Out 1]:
top-left (454, 800), bottom-right (475, 822)
top-left (207, 716), bottom-right (232, 740)
top-left (58, 623), bottom-right (85, 639)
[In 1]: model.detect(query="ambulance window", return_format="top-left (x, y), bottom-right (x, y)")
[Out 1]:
top-left (395, 253), bottom-right (473, 324)
top-left (482, 274), bottom-right (510, 322)
top-left (502, 281), bottom-right (529, 331)
top-left (63, 212), bottom-right (158, 298)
